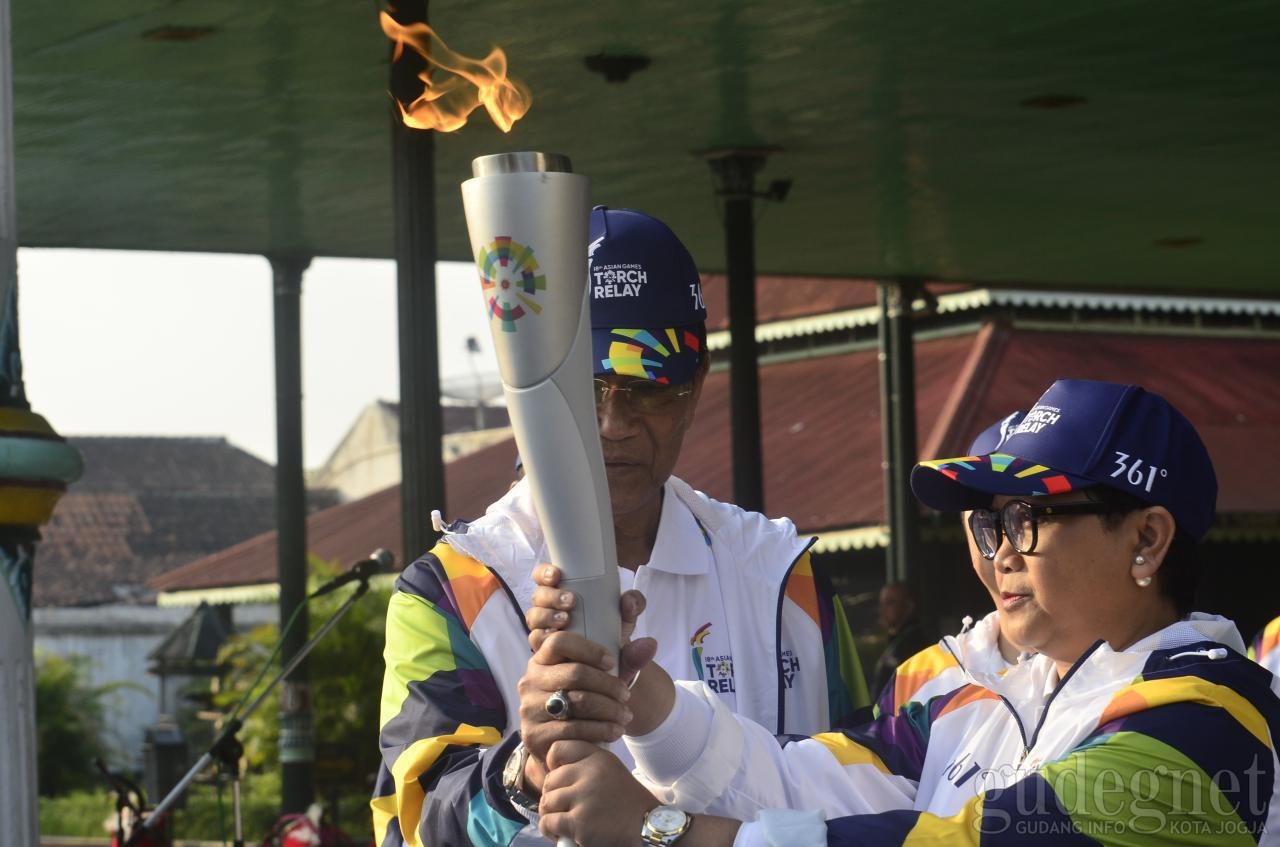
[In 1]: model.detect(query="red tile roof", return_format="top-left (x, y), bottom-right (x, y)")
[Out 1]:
top-left (36, 437), bottom-right (324, 606)
top-left (699, 274), bottom-right (969, 330)
top-left (150, 324), bottom-right (1280, 593)
top-left (148, 437), bottom-right (520, 592)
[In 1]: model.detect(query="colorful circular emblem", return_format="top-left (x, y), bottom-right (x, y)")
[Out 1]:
top-left (476, 236), bottom-right (547, 332)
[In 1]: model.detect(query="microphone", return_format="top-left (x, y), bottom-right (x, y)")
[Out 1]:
top-left (310, 549), bottom-right (394, 598)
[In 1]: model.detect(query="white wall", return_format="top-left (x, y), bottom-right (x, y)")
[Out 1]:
top-left (33, 603), bottom-right (275, 772)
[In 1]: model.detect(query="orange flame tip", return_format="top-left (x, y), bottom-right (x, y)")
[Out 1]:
top-left (379, 11), bottom-right (532, 134)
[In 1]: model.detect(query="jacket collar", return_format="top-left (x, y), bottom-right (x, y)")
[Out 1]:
top-left (440, 476), bottom-right (713, 607)
top-left (642, 484), bottom-right (713, 575)
top-left (965, 613), bottom-right (1246, 727)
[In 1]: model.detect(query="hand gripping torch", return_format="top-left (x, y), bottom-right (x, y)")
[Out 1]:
top-left (461, 152), bottom-right (622, 672)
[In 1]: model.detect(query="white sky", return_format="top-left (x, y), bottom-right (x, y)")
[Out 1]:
top-left (16, 248), bottom-right (498, 467)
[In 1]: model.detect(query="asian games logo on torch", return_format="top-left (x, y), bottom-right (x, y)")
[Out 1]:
top-left (476, 236), bottom-right (547, 332)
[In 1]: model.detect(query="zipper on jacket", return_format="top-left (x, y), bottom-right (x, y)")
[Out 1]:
top-left (1018, 639), bottom-right (1100, 767)
top-left (934, 619), bottom-right (1039, 766)
top-left (996, 692), bottom-right (1031, 764)
top-left (993, 639), bottom-right (1105, 767)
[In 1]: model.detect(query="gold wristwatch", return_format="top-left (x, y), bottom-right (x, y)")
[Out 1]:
top-left (641, 805), bottom-right (693, 845)
top-left (501, 742), bottom-right (540, 814)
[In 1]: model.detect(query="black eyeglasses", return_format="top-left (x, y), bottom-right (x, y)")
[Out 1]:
top-left (593, 378), bottom-right (693, 413)
top-left (967, 499), bottom-right (1117, 559)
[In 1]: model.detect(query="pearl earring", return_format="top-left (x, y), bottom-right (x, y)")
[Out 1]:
top-left (1135, 576), bottom-right (1152, 587)
top-left (1134, 554), bottom-right (1146, 566)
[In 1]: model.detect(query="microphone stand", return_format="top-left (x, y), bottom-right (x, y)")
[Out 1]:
top-left (96, 758), bottom-right (144, 846)
top-left (126, 576), bottom-right (376, 847)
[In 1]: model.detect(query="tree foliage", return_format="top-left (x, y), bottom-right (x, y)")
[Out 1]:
top-left (213, 556), bottom-right (392, 801)
top-left (35, 651), bottom-right (123, 796)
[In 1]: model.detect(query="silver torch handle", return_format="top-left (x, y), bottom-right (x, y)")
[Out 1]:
top-left (461, 154), bottom-right (621, 844)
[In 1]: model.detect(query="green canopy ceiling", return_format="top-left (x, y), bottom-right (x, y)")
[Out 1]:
top-left (11, 0), bottom-right (1280, 296)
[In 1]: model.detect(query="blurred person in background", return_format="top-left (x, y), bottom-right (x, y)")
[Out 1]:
top-left (869, 582), bottom-right (931, 697)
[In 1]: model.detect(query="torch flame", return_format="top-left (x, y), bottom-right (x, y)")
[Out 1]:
top-left (380, 11), bottom-right (532, 133)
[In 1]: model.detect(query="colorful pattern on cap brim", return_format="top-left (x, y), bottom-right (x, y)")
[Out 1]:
top-left (593, 325), bottom-right (704, 383)
top-left (910, 453), bottom-right (1096, 512)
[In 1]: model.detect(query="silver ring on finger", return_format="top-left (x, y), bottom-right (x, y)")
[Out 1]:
top-left (545, 689), bottom-right (572, 721)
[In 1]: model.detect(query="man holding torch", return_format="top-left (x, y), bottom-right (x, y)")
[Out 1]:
top-left (371, 206), bottom-right (867, 846)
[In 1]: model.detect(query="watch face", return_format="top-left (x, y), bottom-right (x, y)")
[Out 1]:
top-left (647, 806), bottom-right (688, 834)
top-left (503, 746), bottom-right (522, 787)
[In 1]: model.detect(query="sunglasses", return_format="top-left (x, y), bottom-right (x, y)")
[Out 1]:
top-left (593, 378), bottom-right (693, 413)
top-left (968, 499), bottom-right (1117, 559)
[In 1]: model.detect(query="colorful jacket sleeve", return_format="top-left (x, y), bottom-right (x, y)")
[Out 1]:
top-left (370, 545), bottom-right (528, 847)
top-left (872, 642), bottom-right (963, 718)
top-left (785, 552), bottom-right (871, 727)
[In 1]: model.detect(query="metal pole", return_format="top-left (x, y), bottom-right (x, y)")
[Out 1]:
top-left (707, 152), bottom-right (766, 514)
top-left (270, 254), bottom-right (313, 814)
top-left (876, 285), bottom-right (897, 587)
top-left (878, 280), bottom-right (924, 598)
top-left (1, 4), bottom-right (84, 841)
top-left (0, 530), bottom-right (39, 846)
top-left (867, 17), bottom-right (933, 630)
top-left (389, 0), bottom-right (445, 562)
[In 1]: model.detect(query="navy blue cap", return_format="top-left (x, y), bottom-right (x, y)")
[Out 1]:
top-left (967, 410), bottom-right (1026, 455)
top-left (912, 380), bottom-right (1217, 540)
top-left (588, 206), bottom-right (707, 384)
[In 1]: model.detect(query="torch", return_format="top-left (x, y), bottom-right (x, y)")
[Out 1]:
top-left (460, 152), bottom-right (622, 666)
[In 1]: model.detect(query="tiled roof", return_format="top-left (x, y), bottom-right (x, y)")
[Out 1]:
top-left (36, 437), bottom-right (335, 607)
top-left (150, 324), bottom-right (1280, 596)
top-left (699, 275), bottom-right (968, 332)
top-left (148, 436), bottom-right (520, 594)
top-left (706, 283), bottom-right (1280, 350)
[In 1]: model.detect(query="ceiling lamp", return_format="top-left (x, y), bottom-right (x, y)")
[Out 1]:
top-left (1019, 94), bottom-right (1087, 109)
top-left (583, 53), bottom-right (651, 83)
top-left (142, 25), bottom-right (217, 42)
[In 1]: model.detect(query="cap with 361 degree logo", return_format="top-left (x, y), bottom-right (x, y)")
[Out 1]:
top-left (910, 379), bottom-right (1217, 540)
